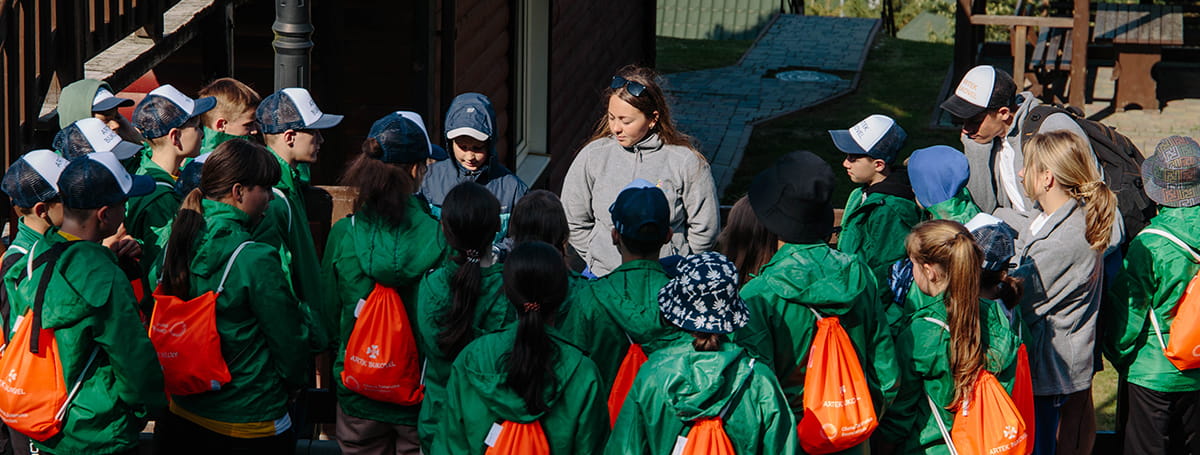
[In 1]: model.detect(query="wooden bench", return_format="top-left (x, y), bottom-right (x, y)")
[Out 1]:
top-left (1092, 3), bottom-right (1184, 110)
top-left (1031, 27), bottom-right (1073, 71)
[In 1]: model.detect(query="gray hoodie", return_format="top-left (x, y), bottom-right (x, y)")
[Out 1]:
top-left (999, 199), bottom-right (1101, 395)
top-left (562, 134), bottom-right (720, 277)
top-left (960, 92), bottom-right (1087, 213)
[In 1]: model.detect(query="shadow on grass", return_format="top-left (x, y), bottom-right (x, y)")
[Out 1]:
top-left (723, 36), bottom-right (962, 206)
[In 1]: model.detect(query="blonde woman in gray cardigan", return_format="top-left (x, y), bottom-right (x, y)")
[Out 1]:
top-left (999, 130), bottom-right (1117, 455)
top-left (562, 65), bottom-right (719, 277)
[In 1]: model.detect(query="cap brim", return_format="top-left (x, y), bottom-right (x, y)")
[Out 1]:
top-left (940, 95), bottom-right (987, 120)
top-left (190, 96), bottom-right (217, 119)
top-left (126, 174), bottom-right (157, 198)
top-left (110, 141), bottom-right (143, 160)
top-left (93, 97), bottom-right (135, 112)
top-left (447, 127), bottom-right (489, 141)
top-left (306, 113), bottom-right (344, 130)
top-left (829, 130), bottom-right (867, 155)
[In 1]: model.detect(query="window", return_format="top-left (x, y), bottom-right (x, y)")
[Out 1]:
top-left (512, 0), bottom-right (550, 184)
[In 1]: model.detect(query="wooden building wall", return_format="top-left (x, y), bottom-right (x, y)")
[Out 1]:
top-left (451, 0), bottom-right (512, 166)
top-left (546, 0), bottom-right (657, 192)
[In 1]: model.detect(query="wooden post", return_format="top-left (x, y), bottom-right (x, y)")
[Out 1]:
top-left (1069, 0), bottom-right (1087, 111)
top-left (1013, 25), bottom-right (1027, 89)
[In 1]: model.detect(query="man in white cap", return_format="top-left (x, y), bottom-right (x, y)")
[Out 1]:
top-left (941, 65), bottom-right (1088, 213)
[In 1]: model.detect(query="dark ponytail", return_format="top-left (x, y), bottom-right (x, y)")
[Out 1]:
top-left (436, 182), bottom-right (501, 358)
top-left (691, 332), bottom-right (724, 352)
top-left (981, 270), bottom-right (1024, 310)
top-left (502, 241), bottom-right (568, 413)
top-left (159, 139), bottom-right (280, 298)
top-left (339, 138), bottom-right (424, 227)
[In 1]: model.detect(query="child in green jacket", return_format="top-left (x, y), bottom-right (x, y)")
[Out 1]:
top-left (1104, 135), bottom-right (1200, 454)
top-left (197, 77), bottom-right (261, 155)
top-left (436, 241), bottom-right (608, 454)
top-left (732, 151), bottom-right (899, 455)
top-left (877, 220), bottom-right (1017, 454)
top-left (322, 112), bottom-right (448, 454)
top-left (11, 152), bottom-right (166, 454)
top-left (128, 84), bottom-right (215, 277)
top-left (607, 252), bottom-right (796, 455)
top-left (832, 114), bottom-right (922, 282)
top-left (560, 180), bottom-right (678, 392)
top-left (416, 182), bottom-right (516, 452)
top-left (151, 139), bottom-right (308, 453)
top-left (506, 189), bottom-right (587, 325)
top-left (1, 149), bottom-right (67, 265)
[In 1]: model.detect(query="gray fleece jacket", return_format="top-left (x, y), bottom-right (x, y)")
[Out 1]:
top-left (998, 199), bottom-right (1102, 396)
top-left (562, 133), bottom-right (720, 277)
top-left (960, 92), bottom-right (1088, 213)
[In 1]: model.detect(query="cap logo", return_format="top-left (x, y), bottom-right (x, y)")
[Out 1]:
top-left (466, 107), bottom-right (476, 113)
top-left (98, 124), bottom-right (119, 145)
top-left (956, 79), bottom-right (979, 100)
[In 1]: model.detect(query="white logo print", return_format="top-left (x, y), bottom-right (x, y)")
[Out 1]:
top-left (1191, 344), bottom-right (1200, 358)
top-left (366, 345), bottom-right (380, 360)
top-left (5, 369), bottom-right (15, 383)
top-left (1003, 425), bottom-right (1017, 440)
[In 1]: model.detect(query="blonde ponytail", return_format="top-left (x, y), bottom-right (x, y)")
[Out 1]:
top-left (1024, 131), bottom-right (1116, 250)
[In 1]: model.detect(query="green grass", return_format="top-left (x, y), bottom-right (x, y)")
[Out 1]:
top-left (721, 36), bottom-right (962, 206)
top-left (655, 36), bottom-right (754, 75)
top-left (1095, 358), bottom-right (1119, 431)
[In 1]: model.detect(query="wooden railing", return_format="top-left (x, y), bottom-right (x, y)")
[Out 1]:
top-left (1, 0), bottom-right (178, 169)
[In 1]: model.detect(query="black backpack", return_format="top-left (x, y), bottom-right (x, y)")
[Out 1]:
top-left (1020, 105), bottom-right (1156, 250)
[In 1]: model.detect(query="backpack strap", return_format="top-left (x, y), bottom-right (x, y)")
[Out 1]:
top-left (57, 346), bottom-right (100, 421)
top-left (272, 188), bottom-right (293, 233)
top-left (0, 250), bottom-right (28, 343)
top-left (216, 242), bottom-right (255, 293)
top-left (28, 242), bottom-right (77, 354)
top-left (927, 394), bottom-right (960, 455)
top-left (155, 181), bottom-right (174, 190)
top-left (922, 316), bottom-right (950, 333)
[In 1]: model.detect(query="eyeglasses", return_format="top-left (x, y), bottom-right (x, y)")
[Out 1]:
top-left (610, 76), bottom-right (646, 97)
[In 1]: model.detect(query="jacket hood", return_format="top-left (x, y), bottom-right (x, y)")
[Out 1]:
top-left (927, 187), bottom-right (982, 223)
top-left (188, 199), bottom-right (254, 279)
top-left (656, 343), bottom-right (753, 420)
top-left (58, 79), bottom-right (113, 129)
top-left (444, 93), bottom-right (497, 156)
top-left (457, 329), bottom-right (585, 422)
top-left (350, 199), bottom-right (445, 287)
top-left (865, 168), bottom-right (915, 200)
top-left (756, 243), bottom-right (873, 316)
top-left (1149, 206), bottom-right (1200, 249)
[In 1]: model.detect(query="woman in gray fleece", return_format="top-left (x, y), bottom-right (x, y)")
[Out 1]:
top-left (999, 130), bottom-right (1117, 455)
top-left (562, 65), bottom-right (719, 277)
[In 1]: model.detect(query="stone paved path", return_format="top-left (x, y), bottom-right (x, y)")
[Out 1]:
top-left (1085, 66), bottom-right (1200, 156)
top-left (662, 15), bottom-right (880, 195)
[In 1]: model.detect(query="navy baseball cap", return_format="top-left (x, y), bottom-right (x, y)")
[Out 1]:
top-left (965, 213), bottom-right (1017, 271)
top-left (829, 114), bottom-right (907, 164)
top-left (132, 84), bottom-right (216, 139)
top-left (91, 86), bottom-right (135, 112)
top-left (257, 88), bottom-right (343, 134)
top-left (368, 111), bottom-right (432, 164)
top-left (941, 65), bottom-right (1017, 120)
top-left (53, 118), bottom-right (143, 160)
top-left (609, 179), bottom-right (670, 244)
top-left (1, 150), bottom-right (68, 207)
top-left (175, 152), bottom-right (211, 196)
top-left (58, 152), bottom-right (155, 209)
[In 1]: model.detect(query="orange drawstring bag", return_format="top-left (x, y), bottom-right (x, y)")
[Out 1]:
top-left (149, 242), bottom-right (254, 395)
top-left (674, 359), bottom-right (758, 455)
top-left (342, 283), bottom-right (424, 405)
top-left (1141, 229), bottom-right (1200, 370)
top-left (930, 370), bottom-right (1031, 455)
top-left (484, 420), bottom-right (550, 455)
top-left (607, 335), bottom-right (647, 427)
top-left (0, 242), bottom-right (98, 441)
top-left (797, 310), bottom-right (878, 454)
top-left (1012, 343), bottom-right (1036, 454)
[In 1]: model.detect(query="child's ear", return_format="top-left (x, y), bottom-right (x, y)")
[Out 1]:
top-left (214, 118), bottom-right (228, 132)
top-left (873, 159), bottom-right (887, 173)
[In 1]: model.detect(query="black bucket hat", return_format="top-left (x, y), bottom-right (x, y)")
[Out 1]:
top-left (747, 151), bottom-right (836, 244)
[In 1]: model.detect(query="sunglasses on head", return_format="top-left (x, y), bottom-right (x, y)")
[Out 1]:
top-left (610, 76), bottom-right (646, 97)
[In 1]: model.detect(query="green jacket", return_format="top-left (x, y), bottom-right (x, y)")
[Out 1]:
top-left (416, 261), bottom-right (516, 450)
top-left (7, 231), bottom-right (166, 454)
top-left (252, 149), bottom-right (329, 350)
top-left (198, 126), bottom-right (250, 156)
top-left (1104, 206), bottom-right (1200, 392)
top-left (4, 218), bottom-right (41, 259)
top-left (323, 202), bottom-right (449, 425)
top-left (878, 290), bottom-right (1021, 454)
top-left (604, 341), bottom-right (797, 455)
top-left (560, 259), bottom-right (679, 391)
top-left (838, 176), bottom-right (922, 282)
top-left (924, 187), bottom-right (981, 224)
top-left (731, 242), bottom-right (900, 446)
top-left (434, 327), bottom-right (608, 455)
top-left (168, 199), bottom-right (309, 422)
top-left (127, 153), bottom-right (182, 278)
